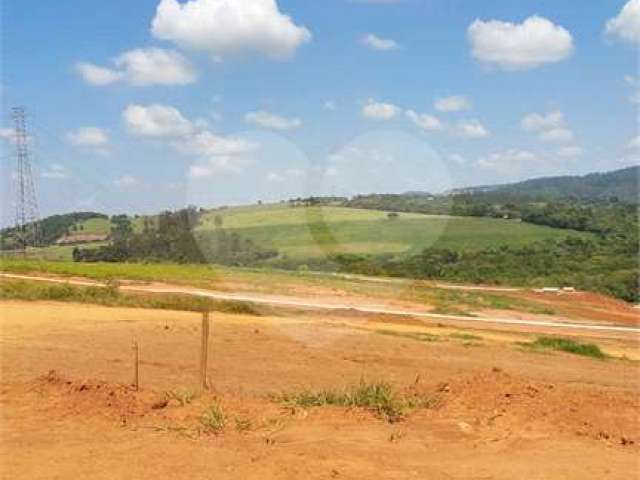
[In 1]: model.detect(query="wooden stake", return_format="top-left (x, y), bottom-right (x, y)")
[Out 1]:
top-left (132, 340), bottom-right (139, 391)
top-left (200, 311), bottom-right (210, 390)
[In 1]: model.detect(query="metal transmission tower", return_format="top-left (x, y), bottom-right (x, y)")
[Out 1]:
top-left (11, 107), bottom-right (40, 249)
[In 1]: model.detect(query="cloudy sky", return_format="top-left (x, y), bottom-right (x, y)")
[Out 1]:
top-left (1, 0), bottom-right (638, 219)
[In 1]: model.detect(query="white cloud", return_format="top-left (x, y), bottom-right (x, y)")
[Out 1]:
top-left (66, 127), bottom-right (110, 147)
top-left (360, 33), bottom-right (399, 51)
top-left (323, 100), bottom-right (337, 110)
top-left (75, 63), bottom-right (124, 86)
top-left (266, 172), bottom-right (285, 182)
top-left (151, 0), bottom-right (311, 61)
top-left (123, 103), bottom-right (194, 137)
top-left (628, 135), bottom-right (640, 149)
top-left (457, 119), bottom-right (490, 138)
top-left (114, 175), bottom-right (139, 187)
top-left (522, 110), bottom-right (574, 143)
top-left (434, 95), bottom-right (472, 112)
top-left (123, 103), bottom-right (254, 177)
top-left (623, 75), bottom-right (640, 104)
top-left (478, 149), bottom-right (537, 169)
top-left (557, 146), bottom-right (584, 158)
top-left (468, 16), bottom-right (573, 70)
top-left (447, 153), bottom-right (466, 165)
top-left (41, 164), bottom-right (69, 179)
top-left (405, 110), bottom-right (444, 132)
top-left (113, 48), bottom-right (197, 86)
top-left (76, 48), bottom-right (196, 87)
top-left (521, 111), bottom-right (565, 132)
top-left (539, 127), bottom-right (574, 143)
top-left (245, 110), bottom-right (302, 130)
top-left (605, 0), bottom-right (640, 44)
top-left (362, 99), bottom-right (400, 120)
top-left (175, 130), bottom-right (253, 157)
top-left (0, 128), bottom-right (18, 144)
top-left (188, 155), bottom-right (252, 178)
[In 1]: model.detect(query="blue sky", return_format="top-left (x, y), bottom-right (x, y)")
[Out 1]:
top-left (1, 0), bottom-right (638, 219)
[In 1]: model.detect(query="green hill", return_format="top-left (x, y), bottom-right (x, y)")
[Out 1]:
top-left (196, 204), bottom-right (592, 261)
top-left (454, 166), bottom-right (639, 201)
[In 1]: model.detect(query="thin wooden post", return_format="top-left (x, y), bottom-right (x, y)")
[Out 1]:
top-left (132, 340), bottom-right (139, 391)
top-left (200, 311), bottom-right (210, 390)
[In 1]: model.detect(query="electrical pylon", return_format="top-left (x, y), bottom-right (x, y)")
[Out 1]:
top-left (11, 107), bottom-right (40, 249)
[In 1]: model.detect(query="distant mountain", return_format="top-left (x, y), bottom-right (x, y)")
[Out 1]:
top-left (451, 166), bottom-right (639, 201)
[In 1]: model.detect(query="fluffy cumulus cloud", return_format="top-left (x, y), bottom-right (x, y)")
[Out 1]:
top-left (244, 110), bottom-right (302, 130)
top-left (75, 63), bottom-right (124, 86)
top-left (434, 95), bottom-right (472, 112)
top-left (405, 110), bottom-right (444, 132)
top-left (521, 110), bottom-right (574, 143)
top-left (123, 104), bottom-right (194, 137)
top-left (605, 0), bottom-right (640, 44)
top-left (151, 0), bottom-right (311, 61)
top-left (122, 103), bottom-right (254, 178)
top-left (360, 33), bottom-right (399, 51)
top-left (456, 119), bottom-right (490, 138)
top-left (76, 48), bottom-right (197, 87)
top-left (66, 127), bottom-right (110, 147)
top-left (521, 111), bottom-right (564, 132)
top-left (362, 99), bottom-right (400, 120)
top-left (468, 16), bottom-right (573, 70)
top-left (478, 149), bottom-right (537, 169)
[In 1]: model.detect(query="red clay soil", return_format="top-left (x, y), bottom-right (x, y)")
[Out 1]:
top-left (2, 301), bottom-right (639, 479)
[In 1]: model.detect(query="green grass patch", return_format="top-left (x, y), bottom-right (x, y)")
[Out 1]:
top-left (0, 279), bottom-right (263, 315)
top-left (518, 336), bottom-right (607, 359)
top-left (276, 379), bottom-right (436, 423)
top-left (197, 204), bottom-right (592, 260)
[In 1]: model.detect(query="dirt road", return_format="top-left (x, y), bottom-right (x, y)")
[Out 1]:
top-left (2, 272), bottom-right (639, 335)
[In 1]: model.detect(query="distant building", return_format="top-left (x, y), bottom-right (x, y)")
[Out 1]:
top-left (55, 234), bottom-right (109, 245)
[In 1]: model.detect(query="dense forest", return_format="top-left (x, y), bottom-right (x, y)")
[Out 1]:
top-left (449, 165), bottom-right (639, 202)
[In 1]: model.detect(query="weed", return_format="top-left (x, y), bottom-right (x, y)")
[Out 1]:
top-left (234, 417), bottom-right (252, 432)
top-left (278, 378), bottom-right (432, 423)
top-left (376, 329), bottom-right (439, 342)
top-left (199, 402), bottom-right (226, 434)
top-left (0, 279), bottom-right (262, 315)
top-left (167, 387), bottom-right (197, 406)
top-left (519, 336), bottom-right (606, 359)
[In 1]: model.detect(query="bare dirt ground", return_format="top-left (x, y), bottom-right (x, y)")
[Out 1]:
top-left (2, 300), bottom-right (639, 479)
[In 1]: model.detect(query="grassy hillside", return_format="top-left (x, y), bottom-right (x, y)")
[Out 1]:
top-left (197, 204), bottom-right (592, 260)
top-left (73, 217), bottom-right (112, 235)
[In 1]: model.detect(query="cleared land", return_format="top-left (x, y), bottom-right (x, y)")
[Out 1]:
top-left (3, 259), bottom-right (639, 328)
top-left (197, 204), bottom-right (592, 259)
top-left (2, 297), bottom-right (639, 480)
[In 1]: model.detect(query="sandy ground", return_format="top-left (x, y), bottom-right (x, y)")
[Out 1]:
top-left (2, 300), bottom-right (639, 479)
